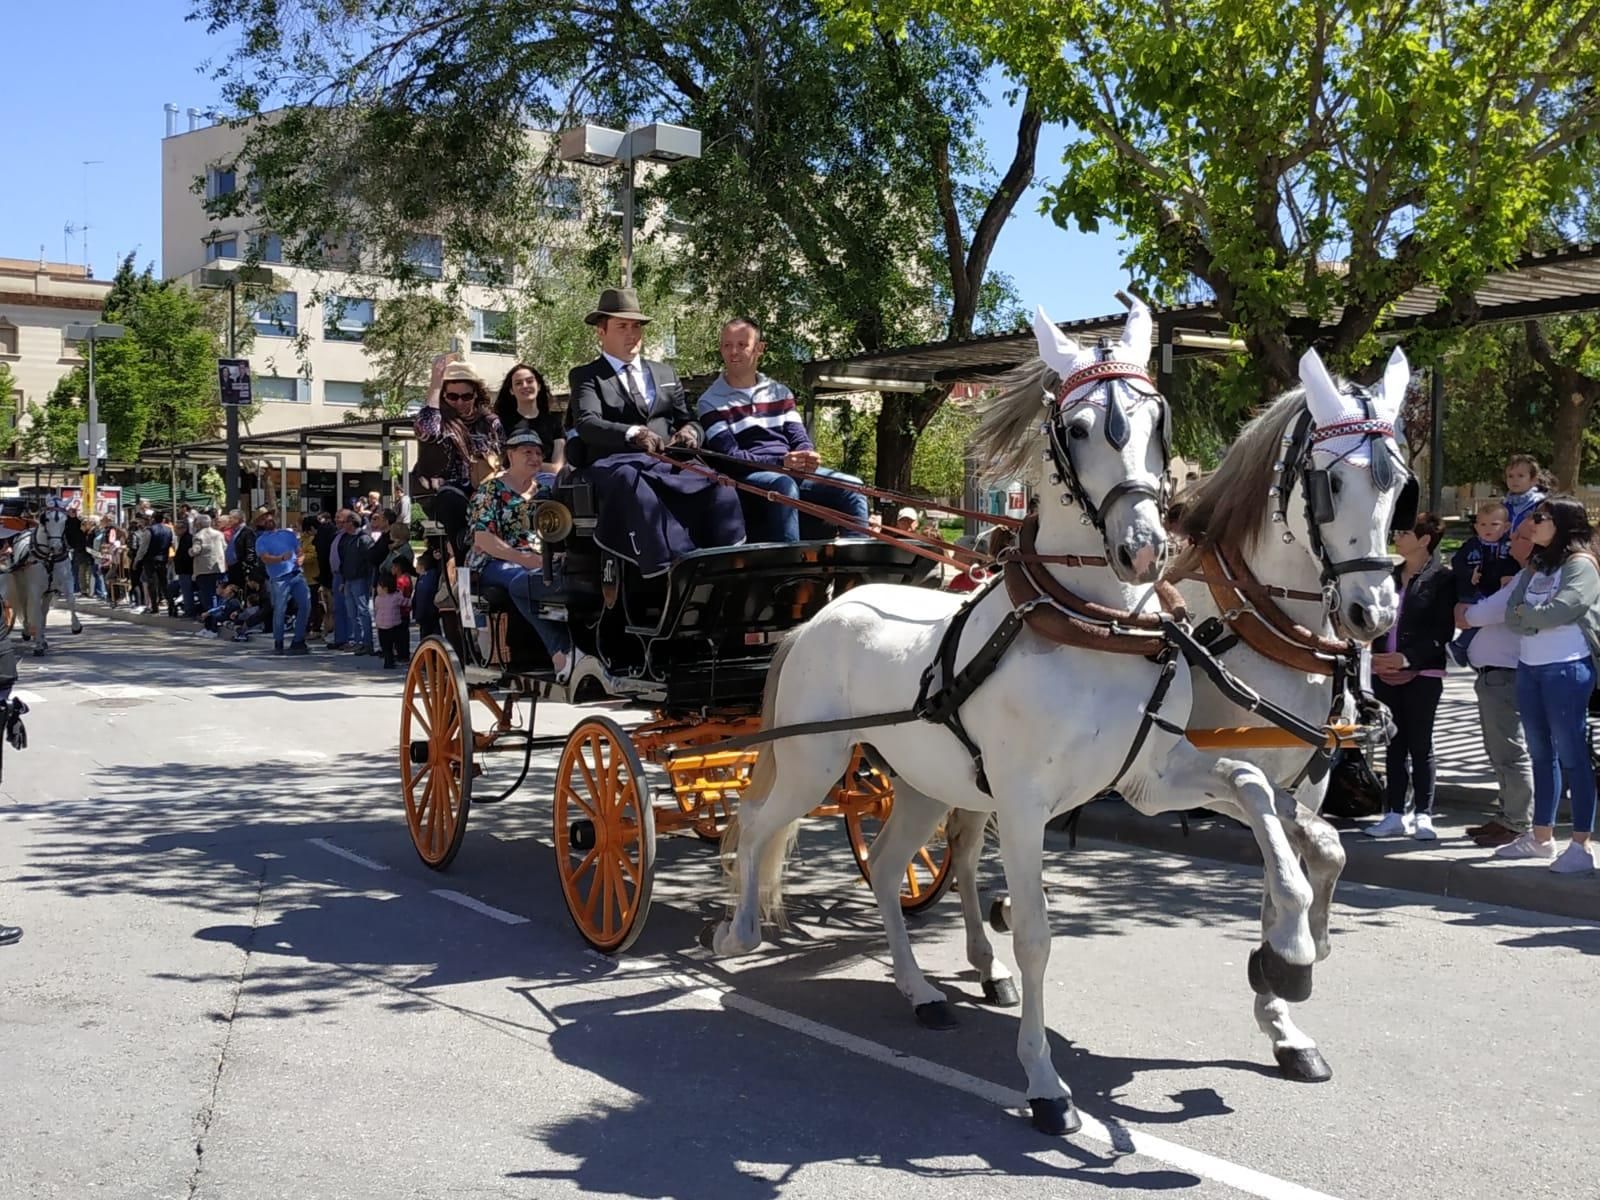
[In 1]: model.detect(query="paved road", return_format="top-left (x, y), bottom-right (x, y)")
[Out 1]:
top-left (2, 611), bottom-right (1597, 1200)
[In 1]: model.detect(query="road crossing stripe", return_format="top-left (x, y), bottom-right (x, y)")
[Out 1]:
top-left (431, 889), bottom-right (530, 925)
top-left (307, 838), bottom-right (390, 872)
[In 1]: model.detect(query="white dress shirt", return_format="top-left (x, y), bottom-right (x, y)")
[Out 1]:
top-left (602, 352), bottom-right (656, 437)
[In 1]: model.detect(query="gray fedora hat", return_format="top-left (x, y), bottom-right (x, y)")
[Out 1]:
top-left (584, 286), bottom-right (652, 326)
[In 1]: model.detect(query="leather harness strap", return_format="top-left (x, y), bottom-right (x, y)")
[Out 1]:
top-left (1193, 544), bottom-right (1352, 675)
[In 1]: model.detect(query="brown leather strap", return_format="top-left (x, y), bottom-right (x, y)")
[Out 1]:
top-left (1195, 545), bottom-right (1352, 674)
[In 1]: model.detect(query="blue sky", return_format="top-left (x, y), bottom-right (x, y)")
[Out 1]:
top-left (0, 2), bottom-right (1131, 328)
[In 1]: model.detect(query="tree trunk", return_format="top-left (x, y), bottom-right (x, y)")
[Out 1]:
top-left (874, 387), bottom-right (947, 492)
top-left (1550, 388), bottom-right (1595, 492)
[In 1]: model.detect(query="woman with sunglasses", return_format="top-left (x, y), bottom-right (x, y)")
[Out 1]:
top-left (1496, 497), bottom-right (1600, 872)
top-left (494, 363), bottom-right (565, 476)
top-left (415, 355), bottom-right (506, 557)
top-left (1366, 512), bottom-right (1457, 841)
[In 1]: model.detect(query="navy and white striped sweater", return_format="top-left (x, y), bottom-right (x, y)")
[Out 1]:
top-left (696, 374), bottom-right (812, 467)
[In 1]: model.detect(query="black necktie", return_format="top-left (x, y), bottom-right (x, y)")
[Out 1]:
top-left (623, 364), bottom-right (648, 414)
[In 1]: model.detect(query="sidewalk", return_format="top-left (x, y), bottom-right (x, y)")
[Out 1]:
top-left (1061, 671), bottom-right (1600, 922)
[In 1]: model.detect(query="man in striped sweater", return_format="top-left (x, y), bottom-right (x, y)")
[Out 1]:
top-left (696, 317), bottom-right (870, 543)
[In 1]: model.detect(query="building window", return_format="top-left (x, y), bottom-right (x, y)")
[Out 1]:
top-left (323, 295), bottom-right (375, 342)
top-left (607, 183), bottom-right (644, 224)
top-left (321, 230), bottom-right (362, 269)
top-left (250, 290), bottom-right (298, 338)
top-left (205, 237), bottom-right (239, 263)
top-left (470, 308), bottom-right (514, 354)
top-left (464, 252), bottom-right (512, 285)
top-left (323, 380), bottom-right (367, 407)
top-left (252, 232), bottom-right (284, 264)
top-left (541, 176), bottom-right (581, 221)
top-left (253, 375), bottom-right (307, 403)
top-left (0, 321), bottom-right (16, 357)
top-left (205, 166), bottom-right (237, 200)
top-left (405, 235), bottom-right (443, 279)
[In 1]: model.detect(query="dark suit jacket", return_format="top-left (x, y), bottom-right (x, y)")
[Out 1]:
top-left (1388, 557), bottom-right (1457, 672)
top-left (566, 356), bottom-right (699, 469)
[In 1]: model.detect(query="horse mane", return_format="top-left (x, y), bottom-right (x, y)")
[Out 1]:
top-left (1169, 386), bottom-right (1307, 578)
top-left (971, 359), bottom-right (1056, 486)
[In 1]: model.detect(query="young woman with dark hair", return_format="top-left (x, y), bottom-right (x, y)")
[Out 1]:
top-left (1497, 496), bottom-right (1600, 872)
top-left (1366, 512), bottom-right (1458, 841)
top-left (493, 363), bottom-right (565, 471)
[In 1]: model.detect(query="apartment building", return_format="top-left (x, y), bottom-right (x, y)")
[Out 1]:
top-left (0, 256), bottom-right (114, 459)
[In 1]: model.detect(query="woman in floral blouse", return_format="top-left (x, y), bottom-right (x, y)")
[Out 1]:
top-left (467, 424), bottom-right (579, 680)
top-left (415, 356), bottom-right (505, 556)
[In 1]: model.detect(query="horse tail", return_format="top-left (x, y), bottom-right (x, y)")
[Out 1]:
top-left (722, 628), bottom-right (804, 926)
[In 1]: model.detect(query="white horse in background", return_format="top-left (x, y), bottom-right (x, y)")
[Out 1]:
top-left (8, 499), bottom-right (83, 655)
top-left (710, 298), bottom-right (1401, 1135)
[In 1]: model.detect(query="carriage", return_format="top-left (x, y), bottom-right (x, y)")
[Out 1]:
top-left (398, 472), bottom-right (958, 952)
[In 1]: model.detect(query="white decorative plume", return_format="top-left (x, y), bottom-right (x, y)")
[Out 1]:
top-left (1298, 347), bottom-right (1396, 465)
top-left (1032, 305), bottom-right (1085, 380)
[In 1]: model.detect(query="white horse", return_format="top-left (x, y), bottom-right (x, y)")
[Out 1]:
top-left (710, 299), bottom-right (1401, 1135)
top-left (945, 347), bottom-right (1413, 1087)
top-left (8, 499), bottom-right (83, 655)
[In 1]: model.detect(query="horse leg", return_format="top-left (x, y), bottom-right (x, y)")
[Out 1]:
top-left (994, 817), bottom-right (1079, 1136)
top-left (709, 745), bottom-right (835, 958)
top-left (1287, 802), bottom-right (1345, 964)
top-left (948, 808), bottom-right (1017, 1006)
top-left (863, 785), bottom-right (954, 1020)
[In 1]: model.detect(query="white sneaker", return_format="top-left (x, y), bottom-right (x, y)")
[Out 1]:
top-left (1495, 832), bottom-right (1558, 860)
top-left (1550, 841), bottom-right (1597, 875)
top-left (1412, 813), bottom-right (1437, 841)
top-left (1365, 812), bottom-right (1411, 838)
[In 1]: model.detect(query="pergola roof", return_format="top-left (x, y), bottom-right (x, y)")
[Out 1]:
top-left (139, 414), bottom-right (417, 465)
top-left (804, 241), bottom-right (1600, 394)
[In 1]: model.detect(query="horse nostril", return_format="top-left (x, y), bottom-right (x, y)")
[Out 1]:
top-left (1346, 603), bottom-right (1370, 631)
top-left (1117, 546), bottom-right (1134, 570)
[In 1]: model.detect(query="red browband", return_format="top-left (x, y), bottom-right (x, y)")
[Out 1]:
top-left (1309, 418), bottom-right (1395, 444)
top-left (1054, 360), bottom-right (1157, 405)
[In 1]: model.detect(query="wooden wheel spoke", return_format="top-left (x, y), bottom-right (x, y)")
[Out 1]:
top-left (917, 846), bottom-right (938, 877)
top-left (571, 844), bottom-right (601, 882)
top-left (905, 862), bottom-right (922, 897)
top-left (599, 853), bottom-right (616, 937)
top-left (558, 780), bottom-right (599, 821)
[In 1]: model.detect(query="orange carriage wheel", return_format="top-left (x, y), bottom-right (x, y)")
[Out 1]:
top-left (400, 636), bottom-right (474, 870)
top-left (836, 745), bottom-right (954, 914)
top-left (554, 716), bottom-right (657, 954)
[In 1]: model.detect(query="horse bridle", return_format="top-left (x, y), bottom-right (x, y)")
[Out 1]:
top-left (1043, 349), bottom-right (1173, 538)
top-left (1268, 389), bottom-right (1417, 607)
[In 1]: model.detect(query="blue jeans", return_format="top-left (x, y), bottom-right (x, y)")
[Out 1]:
top-left (742, 467), bottom-right (871, 542)
top-left (178, 575), bottom-right (195, 617)
top-left (481, 559), bottom-right (571, 659)
top-left (195, 573), bottom-right (220, 619)
top-left (330, 572), bottom-right (352, 645)
top-left (344, 576), bottom-right (374, 651)
top-left (270, 572), bottom-right (312, 648)
top-left (1516, 657), bottom-right (1597, 832)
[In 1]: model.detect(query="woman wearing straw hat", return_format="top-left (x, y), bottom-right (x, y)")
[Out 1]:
top-left (415, 355), bottom-right (506, 556)
top-left (566, 287), bottom-right (744, 579)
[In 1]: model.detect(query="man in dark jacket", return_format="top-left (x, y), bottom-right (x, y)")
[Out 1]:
top-left (336, 509), bottom-right (378, 655)
top-left (142, 513), bottom-right (174, 616)
top-left (312, 511), bottom-right (346, 647)
top-left (566, 287), bottom-right (743, 579)
top-left (172, 520), bottom-right (195, 617)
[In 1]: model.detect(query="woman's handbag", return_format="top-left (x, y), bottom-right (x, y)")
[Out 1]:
top-left (1321, 749), bottom-right (1384, 820)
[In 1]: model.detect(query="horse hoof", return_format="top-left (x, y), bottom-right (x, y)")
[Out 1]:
top-left (914, 1001), bottom-right (959, 1031)
top-left (989, 895), bottom-right (1012, 934)
top-left (981, 977), bottom-right (1020, 1007)
top-left (1028, 1096), bottom-right (1082, 1136)
top-left (1274, 1046), bottom-right (1333, 1083)
top-left (71, 625), bottom-right (83, 635)
top-left (1248, 945), bottom-right (1313, 1003)
top-left (697, 921), bottom-right (719, 952)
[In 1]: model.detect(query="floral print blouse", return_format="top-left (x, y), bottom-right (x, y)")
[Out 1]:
top-left (414, 405), bottom-right (505, 492)
top-left (466, 475), bottom-right (548, 566)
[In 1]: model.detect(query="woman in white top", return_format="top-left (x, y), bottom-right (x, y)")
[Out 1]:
top-left (1496, 497), bottom-right (1600, 872)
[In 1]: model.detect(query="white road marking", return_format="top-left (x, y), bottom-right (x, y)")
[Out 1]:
top-left (431, 889), bottom-right (530, 925)
top-left (82, 683), bottom-right (161, 700)
top-left (307, 838), bottom-right (390, 872)
top-left (10, 690), bottom-right (43, 705)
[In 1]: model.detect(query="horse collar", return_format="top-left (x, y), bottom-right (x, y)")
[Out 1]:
top-left (1196, 544), bottom-right (1354, 674)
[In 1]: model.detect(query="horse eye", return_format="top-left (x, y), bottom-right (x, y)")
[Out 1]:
top-left (1068, 423), bottom-right (1089, 441)
top-left (1330, 475), bottom-right (1342, 494)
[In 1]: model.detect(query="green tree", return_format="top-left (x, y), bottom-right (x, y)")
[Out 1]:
top-left (0, 362), bottom-right (18, 453)
top-left (19, 372), bottom-right (84, 464)
top-left (192, 0), bottom-right (1041, 490)
top-left (844, 0), bottom-right (1600, 410)
top-left (355, 294), bottom-right (464, 420)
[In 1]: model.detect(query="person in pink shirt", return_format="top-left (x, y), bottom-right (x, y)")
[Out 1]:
top-left (373, 569), bottom-right (411, 668)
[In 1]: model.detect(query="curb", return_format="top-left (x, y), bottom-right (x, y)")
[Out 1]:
top-left (1052, 802), bottom-right (1600, 924)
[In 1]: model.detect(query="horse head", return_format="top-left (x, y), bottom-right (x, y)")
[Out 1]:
top-left (1030, 297), bottom-right (1172, 584)
top-left (1283, 348), bottom-right (1411, 640)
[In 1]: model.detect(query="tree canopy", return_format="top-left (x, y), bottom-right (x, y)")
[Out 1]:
top-left (190, 0), bottom-right (1041, 487)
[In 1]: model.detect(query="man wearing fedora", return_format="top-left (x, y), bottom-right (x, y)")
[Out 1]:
top-left (567, 287), bottom-right (744, 578)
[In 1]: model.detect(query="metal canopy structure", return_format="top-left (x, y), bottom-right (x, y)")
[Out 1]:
top-left (138, 414), bottom-right (418, 464)
top-left (804, 241), bottom-right (1600, 395)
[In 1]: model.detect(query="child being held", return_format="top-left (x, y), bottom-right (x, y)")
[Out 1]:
top-left (200, 582), bottom-right (250, 641)
top-left (1447, 500), bottom-right (1515, 666)
top-left (1501, 453), bottom-right (1549, 532)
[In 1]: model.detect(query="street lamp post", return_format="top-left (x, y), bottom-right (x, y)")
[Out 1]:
top-left (200, 266), bottom-right (273, 509)
top-left (557, 122), bottom-right (702, 287)
top-left (62, 321), bottom-right (126, 514)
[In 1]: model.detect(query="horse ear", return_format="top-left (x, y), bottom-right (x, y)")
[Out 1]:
top-left (1298, 348), bottom-right (1346, 428)
top-left (1032, 305), bottom-right (1081, 378)
top-left (1376, 346), bottom-right (1410, 422)
top-left (1118, 296), bottom-right (1153, 365)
